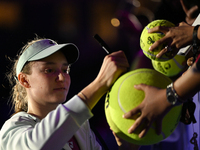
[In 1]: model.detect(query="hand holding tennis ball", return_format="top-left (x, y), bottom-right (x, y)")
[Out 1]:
top-left (147, 21), bottom-right (193, 59)
top-left (140, 20), bottom-right (175, 61)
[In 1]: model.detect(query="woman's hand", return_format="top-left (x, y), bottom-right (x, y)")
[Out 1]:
top-left (79, 50), bottom-right (129, 110)
top-left (148, 22), bottom-right (194, 59)
top-left (95, 50), bottom-right (129, 93)
top-left (123, 84), bottom-right (173, 138)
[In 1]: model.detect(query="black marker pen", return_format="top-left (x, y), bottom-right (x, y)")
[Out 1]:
top-left (93, 34), bottom-right (111, 54)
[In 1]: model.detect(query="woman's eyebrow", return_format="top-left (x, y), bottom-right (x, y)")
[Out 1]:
top-left (40, 62), bottom-right (69, 66)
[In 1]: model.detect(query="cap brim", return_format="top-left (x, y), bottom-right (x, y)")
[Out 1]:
top-left (29, 43), bottom-right (79, 64)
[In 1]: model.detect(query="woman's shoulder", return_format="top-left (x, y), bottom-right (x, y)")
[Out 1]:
top-left (10, 111), bottom-right (39, 122)
top-left (0, 112), bottom-right (39, 132)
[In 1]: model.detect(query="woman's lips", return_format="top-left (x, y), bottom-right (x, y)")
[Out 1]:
top-left (54, 87), bottom-right (66, 91)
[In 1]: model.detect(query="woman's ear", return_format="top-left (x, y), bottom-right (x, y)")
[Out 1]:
top-left (18, 73), bottom-right (30, 88)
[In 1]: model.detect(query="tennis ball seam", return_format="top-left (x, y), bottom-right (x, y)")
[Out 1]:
top-left (118, 70), bottom-right (172, 113)
top-left (118, 71), bottom-right (145, 113)
top-left (172, 57), bottom-right (185, 69)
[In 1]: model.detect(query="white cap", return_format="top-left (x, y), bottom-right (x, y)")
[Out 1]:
top-left (16, 39), bottom-right (79, 76)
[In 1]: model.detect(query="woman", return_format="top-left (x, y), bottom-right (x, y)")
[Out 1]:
top-left (0, 37), bottom-right (137, 150)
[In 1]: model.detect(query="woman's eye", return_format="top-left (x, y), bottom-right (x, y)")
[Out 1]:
top-left (44, 69), bottom-right (53, 73)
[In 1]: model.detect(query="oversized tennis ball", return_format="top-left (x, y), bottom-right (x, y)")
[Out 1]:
top-left (105, 94), bottom-right (141, 144)
top-left (140, 20), bottom-right (175, 61)
top-left (151, 54), bottom-right (187, 77)
top-left (105, 68), bottom-right (182, 145)
top-left (105, 96), bottom-right (134, 142)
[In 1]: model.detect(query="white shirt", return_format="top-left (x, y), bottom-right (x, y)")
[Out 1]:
top-left (0, 95), bottom-right (102, 150)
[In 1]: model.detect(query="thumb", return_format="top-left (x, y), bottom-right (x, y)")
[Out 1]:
top-left (187, 5), bottom-right (198, 18)
top-left (134, 83), bottom-right (148, 91)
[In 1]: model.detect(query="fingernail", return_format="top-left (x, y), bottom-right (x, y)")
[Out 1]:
top-left (149, 46), bottom-right (151, 51)
top-left (128, 129), bottom-right (132, 134)
top-left (156, 54), bottom-right (160, 58)
top-left (134, 85), bottom-right (138, 89)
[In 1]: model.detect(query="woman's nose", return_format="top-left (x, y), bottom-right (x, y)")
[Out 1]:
top-left (57, 72), bottom-right (66, 82)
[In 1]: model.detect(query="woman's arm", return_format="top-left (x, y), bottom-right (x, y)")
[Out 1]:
top-left (0, 96), bottom-right (92, 150)
top-left (78, 50), bottom-right (129, 110)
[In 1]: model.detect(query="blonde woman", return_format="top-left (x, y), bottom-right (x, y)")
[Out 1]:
top-left (0, 38), bottom-right (138, 150)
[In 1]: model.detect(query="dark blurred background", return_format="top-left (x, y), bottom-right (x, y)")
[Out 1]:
top-left (0, 0), bottom-right (186, 149)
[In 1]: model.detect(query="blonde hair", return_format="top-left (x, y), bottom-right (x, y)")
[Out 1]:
top-left (7, 37), bottom-right (50, 113)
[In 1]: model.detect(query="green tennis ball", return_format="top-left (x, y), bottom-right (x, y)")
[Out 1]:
top-left (151, 54), bottom-right (187, 77)
top-left (105, 94), bottom-right (142, 144)
top-left (105, 68), bottom-right (182, 145)
top-left (140, 20), bottom-right (175, 61)
top-left (105, 95), bottom-right (121, 133)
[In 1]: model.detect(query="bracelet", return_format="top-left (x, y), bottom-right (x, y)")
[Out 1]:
top-left (171, 83), bottom-right (185, 104)
top-left (79, 92), bottom-right (88, 101)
